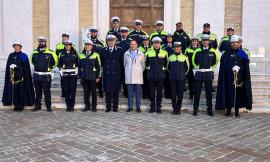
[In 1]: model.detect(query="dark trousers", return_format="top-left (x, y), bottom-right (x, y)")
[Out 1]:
top-left (123, 83), bottom-right (128, 97)
top-left (193, 80), bottom-right (213, 111)
top-left (170, 80), bottom-right (185, 111)
top-left (187, 72), bottom-right (194, 99)
top-left (164, 72), bottom-right (171, 98)
top-left (82, 79), bottom-right (97, 109)
top-left (149, 80), bottom-right (164, 111)
top-left (34, 80), bottom-right (51, 110)
top-left (142, 71), bottom-right (149, 98)
top-left (96, 77), bottom-right (103, 96)
top-left (105, 92), bottom-right (119, 111)
top-left (62, 76), bottom-right (77, 110)
top-left (13, 82), bottom-right (24, 110)
top-left (60, 76), bottom-right (65, 97)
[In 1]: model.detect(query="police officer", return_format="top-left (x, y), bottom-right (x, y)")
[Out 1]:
top-left (89, 27), bottom-right (105, 98)
top-left (168, 42), bottom-right (189, 115)
top-left (196, 23), bottom-right (218, 49)
top-left (55, 33), bottom-right (75, 98)
top-left (31, 36), bottom-right (58, 112)
top-left (185, 37), bottom-right (199, 101)
top-left (145, 37), bottom-right (168, 113)
top-left (107, 16), bottom-right (121, 40)
top-left (99, 35), bottom-right (123, 112)
top-left (128, 19), bottom-right (148, 46)
top-left (219, 27), bottom-right (234, 53)
top-left (173, 21), bottom-right (191, 52)
top-left (139, 35), bottom-right (151, 99)
top-left (116, 27), bottom-right (131, 53)
top-left (55, 33), bottom-right (70, 56)
top-left (149, 20), bottom-right (168, 45)
top-left (116, 26), bottom-right (131, 98)
top-left (58, 40), bottom-right (79, 112)
top-left (192, 34), bottom-right (218, 116)
top-left (79, 39), bottom-right (101, 112)
top-left (162, 33), bottom-right (174, 56)
top-left (2, 41), bottom-right (35, 111)
top-left (139, 35), bottom-right (151, 53)
top-left (90, 27), bottom-right (105, 48)
top-left (162, 33), bottom-right (174, 99)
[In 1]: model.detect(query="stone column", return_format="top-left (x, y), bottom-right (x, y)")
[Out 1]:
top-left (49, 0), bottom-right (79, 51)
top-left (194, 0), bottom-right (225, 41)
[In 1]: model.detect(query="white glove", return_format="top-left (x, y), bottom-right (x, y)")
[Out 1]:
top-left (54, 67), bottom-right (60, 73)
top-left (193, 69), bottom-right (197, 76)
top-left (9, 64), bottom-right (17, 69)
top-left (232, 65), bottom-right (240, 72)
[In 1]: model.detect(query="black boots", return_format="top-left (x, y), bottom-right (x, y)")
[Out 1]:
top-left (193, 107), bottom-right (198, 116)
top-left (225, 107), bottom-right (240, 117)
top-left (193, 110), bottom-right (198, 116)
top-left (225, 107), bottom-right (232, 116)
top-left (207, 110), bottom-right (214, 117)
top-left (82, 107), bottom-right (90, 112)
top-left (235, 108), bottom-right (240, 117)
top-left (172, 107), bottom-right (181, 115)
top-left (32, 106), bottom-right (41, 112)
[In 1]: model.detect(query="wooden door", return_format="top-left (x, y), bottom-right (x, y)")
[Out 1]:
top-left (110, 0), bottom-right (164, 34)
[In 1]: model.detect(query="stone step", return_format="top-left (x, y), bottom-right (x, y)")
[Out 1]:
top-left (0, 91), bottom-right (269, 101)
top-left (1, 103), bottom-right (269, 113)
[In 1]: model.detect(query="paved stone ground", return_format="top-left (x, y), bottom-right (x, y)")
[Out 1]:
top-left (0, 110), bottom-right (269, 162)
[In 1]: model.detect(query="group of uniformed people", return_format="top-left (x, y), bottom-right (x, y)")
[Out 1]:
top-left (2, 16), bottom-right (253, 117)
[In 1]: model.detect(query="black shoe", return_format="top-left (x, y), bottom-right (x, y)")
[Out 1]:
top-left (126, 108), bottom-right (132, 112)
top-left (32, 108), bottom-right (41, 112)
top-left (193, 111), bottom-right (198, 116)
top-left (99, 93), bottom-right (103, 98)
top-left (148, 109), bottom-right (155, 113)
top-left (13, 108), bottom-right (19, 112)
top-left (82, 108), bottom-right (90, 112)
top-left (225, 112), bottom-right (232, 116)
top-left (156, 109), bottom-right (161, 114)
top-left (70, 108), bottom-right (74, 112)
top-left (113, 109), bottom-right (118, 112)
top-left (172, 111), bottom-right (176, 115)
top-left (66, 109), bottom-right (70, 112)
top-left (176, 110), bottom-right (181, 115)
top-left (235, 113), bottom-right (240, 118)
top-left (136, 109), bottom-right (141, 113)
top-left (47, 108), bottom-right (53, 112)
top-left (92, 108), bottom-right (97, 112)
top-left (105, 109), bottom-right (111, 113)
top-left (207, 111), bottom-right (214, 117)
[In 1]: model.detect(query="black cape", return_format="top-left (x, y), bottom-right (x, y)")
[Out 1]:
top-left (215, 48), bottom-right (252, 110)
top-left (2, 52), bottom-right (35, 106)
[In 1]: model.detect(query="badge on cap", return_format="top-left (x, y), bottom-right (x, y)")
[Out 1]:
top-left (106, 34), bottom-right (117, 40)
top-left (152, 37), bottom-right (162, 43)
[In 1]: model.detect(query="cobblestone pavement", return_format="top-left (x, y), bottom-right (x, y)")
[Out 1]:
top-left (0, 110), bottom-right (269, 162)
